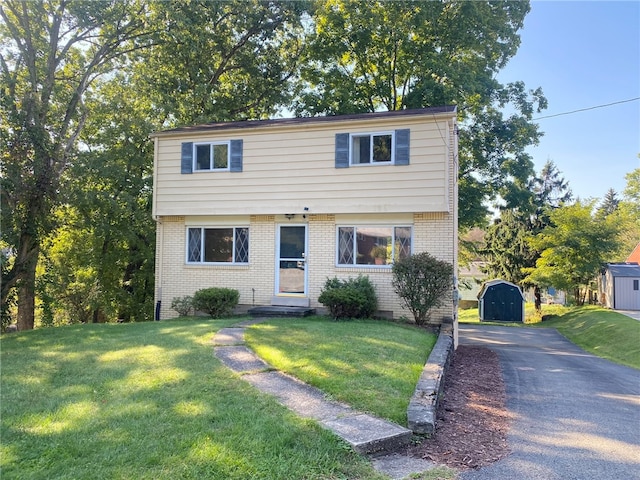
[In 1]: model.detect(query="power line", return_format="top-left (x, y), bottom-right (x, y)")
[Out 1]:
top-left (533, 97), bottom-right (640, 120)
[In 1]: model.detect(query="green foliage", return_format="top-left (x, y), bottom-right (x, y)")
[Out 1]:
top-left (170, 296), bottom-right (194, 317)
top-left (481, 210), bottom-right (537, 286)
top-left (0, 0), bottom-right (153, 329)
top-left (480, 161), bottom-right (573, 290)
top-left (392, 252), bottom-right (453, 326)
top-left (526, 201), bottom-right (620, 305)
top-left (140, 0), bottom-right (305, 125)
top-left (318, 276), bottom-right (378, 320)
top-left (298, 0), bottom-right (546, 227)
top-left (192, 288), bottom-right (239, 318)
top-left (596, 188), bottom-right (620, 218)
top-left (610, 167), bottom-right (640, 260)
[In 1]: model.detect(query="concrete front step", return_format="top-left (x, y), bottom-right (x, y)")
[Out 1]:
top-left (247, 305), bottom-right (316, 317)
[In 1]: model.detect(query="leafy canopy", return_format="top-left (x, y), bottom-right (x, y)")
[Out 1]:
top-left (526, 201), bottom-right (620, 305)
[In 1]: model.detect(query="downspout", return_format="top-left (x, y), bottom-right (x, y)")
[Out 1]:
top-left (152, 136), bottom-right (163, 320)
top-left (451, 115), bottom-right (460, 347)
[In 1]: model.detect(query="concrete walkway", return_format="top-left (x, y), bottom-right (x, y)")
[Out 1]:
top-left (619, 309), bottom-right (640, 321)
top-left (212, 318), bottom-right (436, 480)
top-left (459, 325), bottom-right (640, 480)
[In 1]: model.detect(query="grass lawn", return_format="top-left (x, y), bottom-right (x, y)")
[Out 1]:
top-left (459, 304), bottom-right (640, 369)
top-left (458, 303), bottom-right (567, 324)
top-left (1, 319), bottom-right (387, 480)
top-left (245, 316), bottom-right (437, 425)
top-left (534, 305), bottom-right (640, 369)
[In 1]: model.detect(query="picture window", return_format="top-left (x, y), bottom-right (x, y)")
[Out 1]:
top-left (187, 227), bottom-right (249, 264)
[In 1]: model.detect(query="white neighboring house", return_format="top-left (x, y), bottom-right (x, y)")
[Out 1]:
top-left (600, 263), bottom-right (640, 311)
top-left (151, 107), bottom-right (459, 327)
top-left (458, 261), bottom-right (487, 308)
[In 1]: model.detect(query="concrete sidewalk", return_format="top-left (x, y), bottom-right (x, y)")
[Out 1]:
top-left (618, 309), bottom-right (640, 321)
top-left (212, 318), bottom-right (437, 479)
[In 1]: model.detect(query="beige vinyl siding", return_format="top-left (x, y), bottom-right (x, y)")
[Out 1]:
top-left (153, 115), bottom-right (453, 217)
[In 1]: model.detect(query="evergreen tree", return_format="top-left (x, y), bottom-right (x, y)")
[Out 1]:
top-left (528, 159), bottom-right (572, 228)
top-left (481, 210), bottom-right (536, 286)
top-left (597, 188), bottom-right (620, 218)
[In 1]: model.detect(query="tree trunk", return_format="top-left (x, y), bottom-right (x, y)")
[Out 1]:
top-left (534, 286), bottom-right (541, 311)
top-left (16, 241), bottom-right (39, 331)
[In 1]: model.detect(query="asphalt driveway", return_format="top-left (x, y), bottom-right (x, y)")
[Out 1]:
top-left (458, 325), bottom-right (640, 480)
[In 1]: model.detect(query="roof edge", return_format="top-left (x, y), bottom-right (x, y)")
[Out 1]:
top-left (150, 106), bottom-right (457, 138)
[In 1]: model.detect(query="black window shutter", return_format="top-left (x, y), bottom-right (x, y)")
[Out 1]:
top-left (335, 133), bottom-right (349, 168)
top-left (230, 139), bottom-right (243, 172)
top-left (181, 142), bottom-right (193, 173)
top-left (395, 129), bottom-right (410, 165)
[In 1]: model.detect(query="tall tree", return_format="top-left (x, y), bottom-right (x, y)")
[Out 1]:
top-left (0, 0), bottom-right (152, 330)
top-left (597, 188), bottom-right (620, 218)
top-left (526, 201), bottom-right (619, 305)
top-left (140, 0), bottom-right (305, 125)
top-left (481, 210), bottom-right (536, 286)
top-left (60, 74), bottom-right (157, 323)
top-left (528, 159), bottom-right (572, 226)
top-left (296, 0), bottom-right (546, 227)
top-left (611, 167), bottom-right (640, 261)
top-left (481, 162), bottom-right (572, 281)
top-left (480, 161), bottom-right (572, 308)
top-left (28, 2), bottom-right (307, 326)
top-left (622, 166), bottom-right (640, 218)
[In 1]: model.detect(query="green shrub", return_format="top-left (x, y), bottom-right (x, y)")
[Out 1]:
top-left (192, 288), bottom-right (239, 318)
top-left (318, 276), bottom-right (377, 320)
top-left (170, 296), bottom-right (193, 317)
top-left (392, 252), bottom-right (453, 326)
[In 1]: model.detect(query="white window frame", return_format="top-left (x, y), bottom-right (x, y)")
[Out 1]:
top-left (349, 131), bottom-right (395, 165)
top-left (336, 225), bottom-right (412, 267)
top-left (186, 226), bottom-right (249, 264)
top-left (193, 141), bottom-right (231, 172)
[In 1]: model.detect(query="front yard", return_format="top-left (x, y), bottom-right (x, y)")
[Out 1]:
top-left (3, 306), bottom-right (636, 479)
top-left (0, 317), bottom-right (434, 480)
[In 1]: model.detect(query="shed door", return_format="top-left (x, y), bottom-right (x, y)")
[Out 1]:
top-left (614, 277), bottom-right (640, 310)
top-left (276, 225), bottom-right (307, 295)
top-left (483, 284), bottom-right (523, 322)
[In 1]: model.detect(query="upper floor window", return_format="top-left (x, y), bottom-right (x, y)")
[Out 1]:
top-left (351, 132), bottom-right (393, 164)
top-left (181, 139), bottom-right (243, 174)
top-left (335, 129), bottom-right (409, 168)
top-left (194, 142), bottom-right (229, 171)
top-left (337, 226), bottom-right (411, 266)
top-left (187, 227), bottom-right (249, 264)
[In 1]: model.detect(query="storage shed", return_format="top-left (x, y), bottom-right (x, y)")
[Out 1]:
top-left (600, 263), bottom-right (640, 311)
top-left (478, 279), bottom-right (525, 322)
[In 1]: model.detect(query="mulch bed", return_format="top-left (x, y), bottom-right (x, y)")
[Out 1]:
top-left (408, 345), bottom-right (513, 471)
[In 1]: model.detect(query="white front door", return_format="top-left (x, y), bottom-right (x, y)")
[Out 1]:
top-left (276, 225), bottom-right (307, 295)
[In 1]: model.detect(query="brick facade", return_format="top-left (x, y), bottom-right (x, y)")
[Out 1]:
top-left (155, 212), bottom-right (456, 324)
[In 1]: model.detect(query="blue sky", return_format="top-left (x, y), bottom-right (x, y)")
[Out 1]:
top-left (497, 0), bottom-right (640, 203)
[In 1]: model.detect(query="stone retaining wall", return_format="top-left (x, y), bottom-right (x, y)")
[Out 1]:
top-left (407, 327), bottom-right (454, 436)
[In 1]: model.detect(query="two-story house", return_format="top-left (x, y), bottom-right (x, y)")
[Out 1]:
top-left (151, 107), bottom-right (458, 327)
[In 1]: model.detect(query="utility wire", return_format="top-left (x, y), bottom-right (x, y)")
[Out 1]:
top-left (533, 97), bottom-right (640, 120)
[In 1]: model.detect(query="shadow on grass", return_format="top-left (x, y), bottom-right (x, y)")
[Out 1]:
top-left (0, 319), bottom-right (385, 480)
top-left (245, 316), bottom-right (437, 425)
